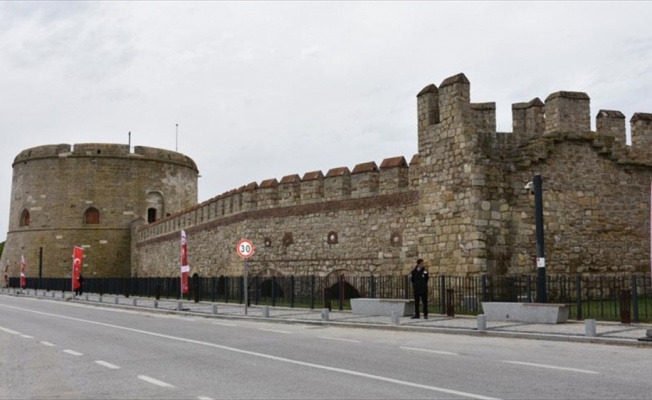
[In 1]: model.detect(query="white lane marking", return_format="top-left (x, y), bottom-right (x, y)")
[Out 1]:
top-left (212, 322), bottom-right (237, 327)
top-left (20, 335), bottom-right (34, 339)
top-left (40, 341), bottom-right (56, 347)
top-left (319, 336), bottom-right (362, 343)
top-left (96, 360), bottom-right (121, 369)
top-left (503, 360), bottom-right (598, 374)
top-left (258, 328), bottom-right (292, 334)
top-left (400, 346), bottom-right (459, 356)
top-left (197, 397), bottom-right (214, 400)
top-left (138, 375), bottom-right (175, 388)
top-left (0, 304), bottom-right (499, 400)
top-left (0, 327), bottom-right (21, 335)
top-left (63, 349), bottom-right (84, 356)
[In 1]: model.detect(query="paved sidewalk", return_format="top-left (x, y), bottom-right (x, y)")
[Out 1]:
top-left (4, 287), bottom-right (652, 347)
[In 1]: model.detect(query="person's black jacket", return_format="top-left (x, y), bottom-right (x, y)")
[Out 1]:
top-left (411, 267), bottom-right (429, 295)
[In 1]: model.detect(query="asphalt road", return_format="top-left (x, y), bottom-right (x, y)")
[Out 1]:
top-left (1, 295), bottom-right (651, 399)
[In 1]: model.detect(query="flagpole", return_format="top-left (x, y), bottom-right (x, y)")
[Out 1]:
top-left (175, 123), bottom-right (179, 152)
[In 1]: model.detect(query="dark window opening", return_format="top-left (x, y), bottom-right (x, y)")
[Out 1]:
top-left (147, 208), bottom-right (157, 223)
top-left (84, 207), bottom-right (100, 224)
top-left (19, 209), bottom-right (30, 227)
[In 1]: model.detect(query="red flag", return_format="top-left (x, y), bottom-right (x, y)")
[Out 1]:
top-left (20, 255), bottom-right (26, 289)
top-left (72, 246), bottom-right (83, 291)
top-left (181, 230), bottom-right (189, 294)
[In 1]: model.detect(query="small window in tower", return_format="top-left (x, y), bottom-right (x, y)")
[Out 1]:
top-left (19, 209), bottom-right (30, 227)
top-left (147, 208), bottom-right (157, 223)
top-left (84, 207), bottom-right (100, 224)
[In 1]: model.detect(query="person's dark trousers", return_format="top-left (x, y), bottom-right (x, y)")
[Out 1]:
top-left (414, 293), bottom-right (428, 318)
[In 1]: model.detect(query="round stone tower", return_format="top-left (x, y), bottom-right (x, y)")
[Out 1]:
top-left (0, 143), bottom-right (198, 279)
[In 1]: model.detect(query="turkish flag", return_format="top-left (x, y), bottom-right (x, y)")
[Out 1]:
top-left (72, 246), bottom-right (83, 291)
top-left (180, 230), bottom-right (189, 294)
top-left (20, 255), bottom-right (26, 289)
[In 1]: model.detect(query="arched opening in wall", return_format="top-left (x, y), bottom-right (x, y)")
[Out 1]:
top-left (249, 269), bottom-right (285, 304)
top-left (19, 209), bottom-right (30, 227)
top-left (147, 208), bottom-right (157, 223)
top-left (216, 275), bottom-right (227, 297)
top-left (146, 191), bottom-right (164, 223)
top-left (84, 207), bottom-right (100, 224)
top-left (323, 271), bottom-right (361, 309)
top-left (258, 278), bottom-right (285, 298)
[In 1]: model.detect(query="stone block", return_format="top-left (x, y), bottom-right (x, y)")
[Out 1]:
top-left (481, 302), bottom-right (569, 324)
top-left (350, 298), bottom-right (415, 317)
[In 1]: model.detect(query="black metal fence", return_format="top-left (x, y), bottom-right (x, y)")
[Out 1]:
top-left (9, 273), bottom-right (652, 322)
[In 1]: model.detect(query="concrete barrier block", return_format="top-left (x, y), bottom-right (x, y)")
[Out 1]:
top-left (351, 298), bottom-right (415, 316)
top-left (477, 314), bottom-right (487, 331)
top-left (585, 319), bottom-right (597, 337)
top-left (481, 302), bottom-right (569, 324)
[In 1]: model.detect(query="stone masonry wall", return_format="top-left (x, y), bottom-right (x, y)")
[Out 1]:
top-left (6, 73), bottom-right (652, 282)
top-left (132, 72), bottom-right (652, 278)
top-left (1, 144), bottom-right (198, 279)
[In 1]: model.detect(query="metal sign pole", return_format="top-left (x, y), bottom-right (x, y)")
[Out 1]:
top-left (244, 259), bottom-right (248, 315)
top-left (534, 174), bottom-right (547, 303)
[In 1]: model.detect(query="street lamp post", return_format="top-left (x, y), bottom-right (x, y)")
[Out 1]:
top-left (533, 174), bottom-right (548, 303)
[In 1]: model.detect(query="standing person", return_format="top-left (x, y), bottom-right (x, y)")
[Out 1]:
top-left (75, 274), bottom-right (84, 296)
top-left (410, 259), bottom-right (429, 319)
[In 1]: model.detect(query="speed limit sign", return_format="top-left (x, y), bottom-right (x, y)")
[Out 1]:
top-left (236, 239), bottom-right (255, 258)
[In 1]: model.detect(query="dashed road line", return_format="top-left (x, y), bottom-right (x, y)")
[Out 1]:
top-left (400, 346), bottom-right (459, 356)
top-left (258, 328), bottom-right (292, 334)
top-left (138, 375), bottom-right (175, 388)
top-left (40, 341), bottom-right (56, 347)
top-left (0, 327), bottom-right (20, 335)
top-left (503, 360), bottom-right (598, 374)
top-left (63, 349), bottom-right (84, 356)
top-left (20, 334), bottom-right (34, 339)
top-left (197, 397), bottom-right (214, 400)
top-left (319, 336), bottom-right (362, 343)
top-left (212, 322), bottom-right (238, 327)
top-left (95, 360), bottom-right (121, 369)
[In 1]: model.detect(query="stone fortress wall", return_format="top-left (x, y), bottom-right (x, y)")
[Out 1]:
top-left (1, 143), bottom-right (198, 278)
top-left (3, 72), bottom-right (651, 281)
top-left (132, 73), bottom-right (652, 280)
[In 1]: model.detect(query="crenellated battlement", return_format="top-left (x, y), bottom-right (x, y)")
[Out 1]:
top-left (138, 154), bottom-right (419, 240)
top-left (416, 73), bottom-right (652, 165)
top-left (13, 143), bottom-right (197, 171)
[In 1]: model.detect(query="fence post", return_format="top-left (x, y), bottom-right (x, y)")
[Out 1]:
top-left (290, 275), bottom-right (295, 308)
top-left (224, 276), bottom-right (229, 303)
top-left (440, 275), bottom-right (447, 315)
top-left (632, 275), bottom-right (639, 324)
top-left (404, 275), bottom-right (409, 299)
top-left (370, 275), bottom-right (376, 298)
top-left (481, 275), bottom-right (487, 302)
top-left (575, 274), bottom-right (583, 320)
top-left (310, 275), bottom-right (315, 309)
top-left (446, 288), bottom-right (455, 317)
top-left (620, 289), bottom-right (631, 324)
top-left (339, 275), bottom-right (345, 311)
top-left (272, 276), bottom-right (276, 307)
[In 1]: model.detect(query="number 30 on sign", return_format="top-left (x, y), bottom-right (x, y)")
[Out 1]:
top-left (237, 239), bottom-right (255, 258)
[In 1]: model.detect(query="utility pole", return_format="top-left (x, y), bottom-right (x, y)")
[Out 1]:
top-left (534, 174), bottom-right (548, 303)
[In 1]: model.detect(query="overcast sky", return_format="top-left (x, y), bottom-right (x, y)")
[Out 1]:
top-left (1, 1), bottom-right (651, 242)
